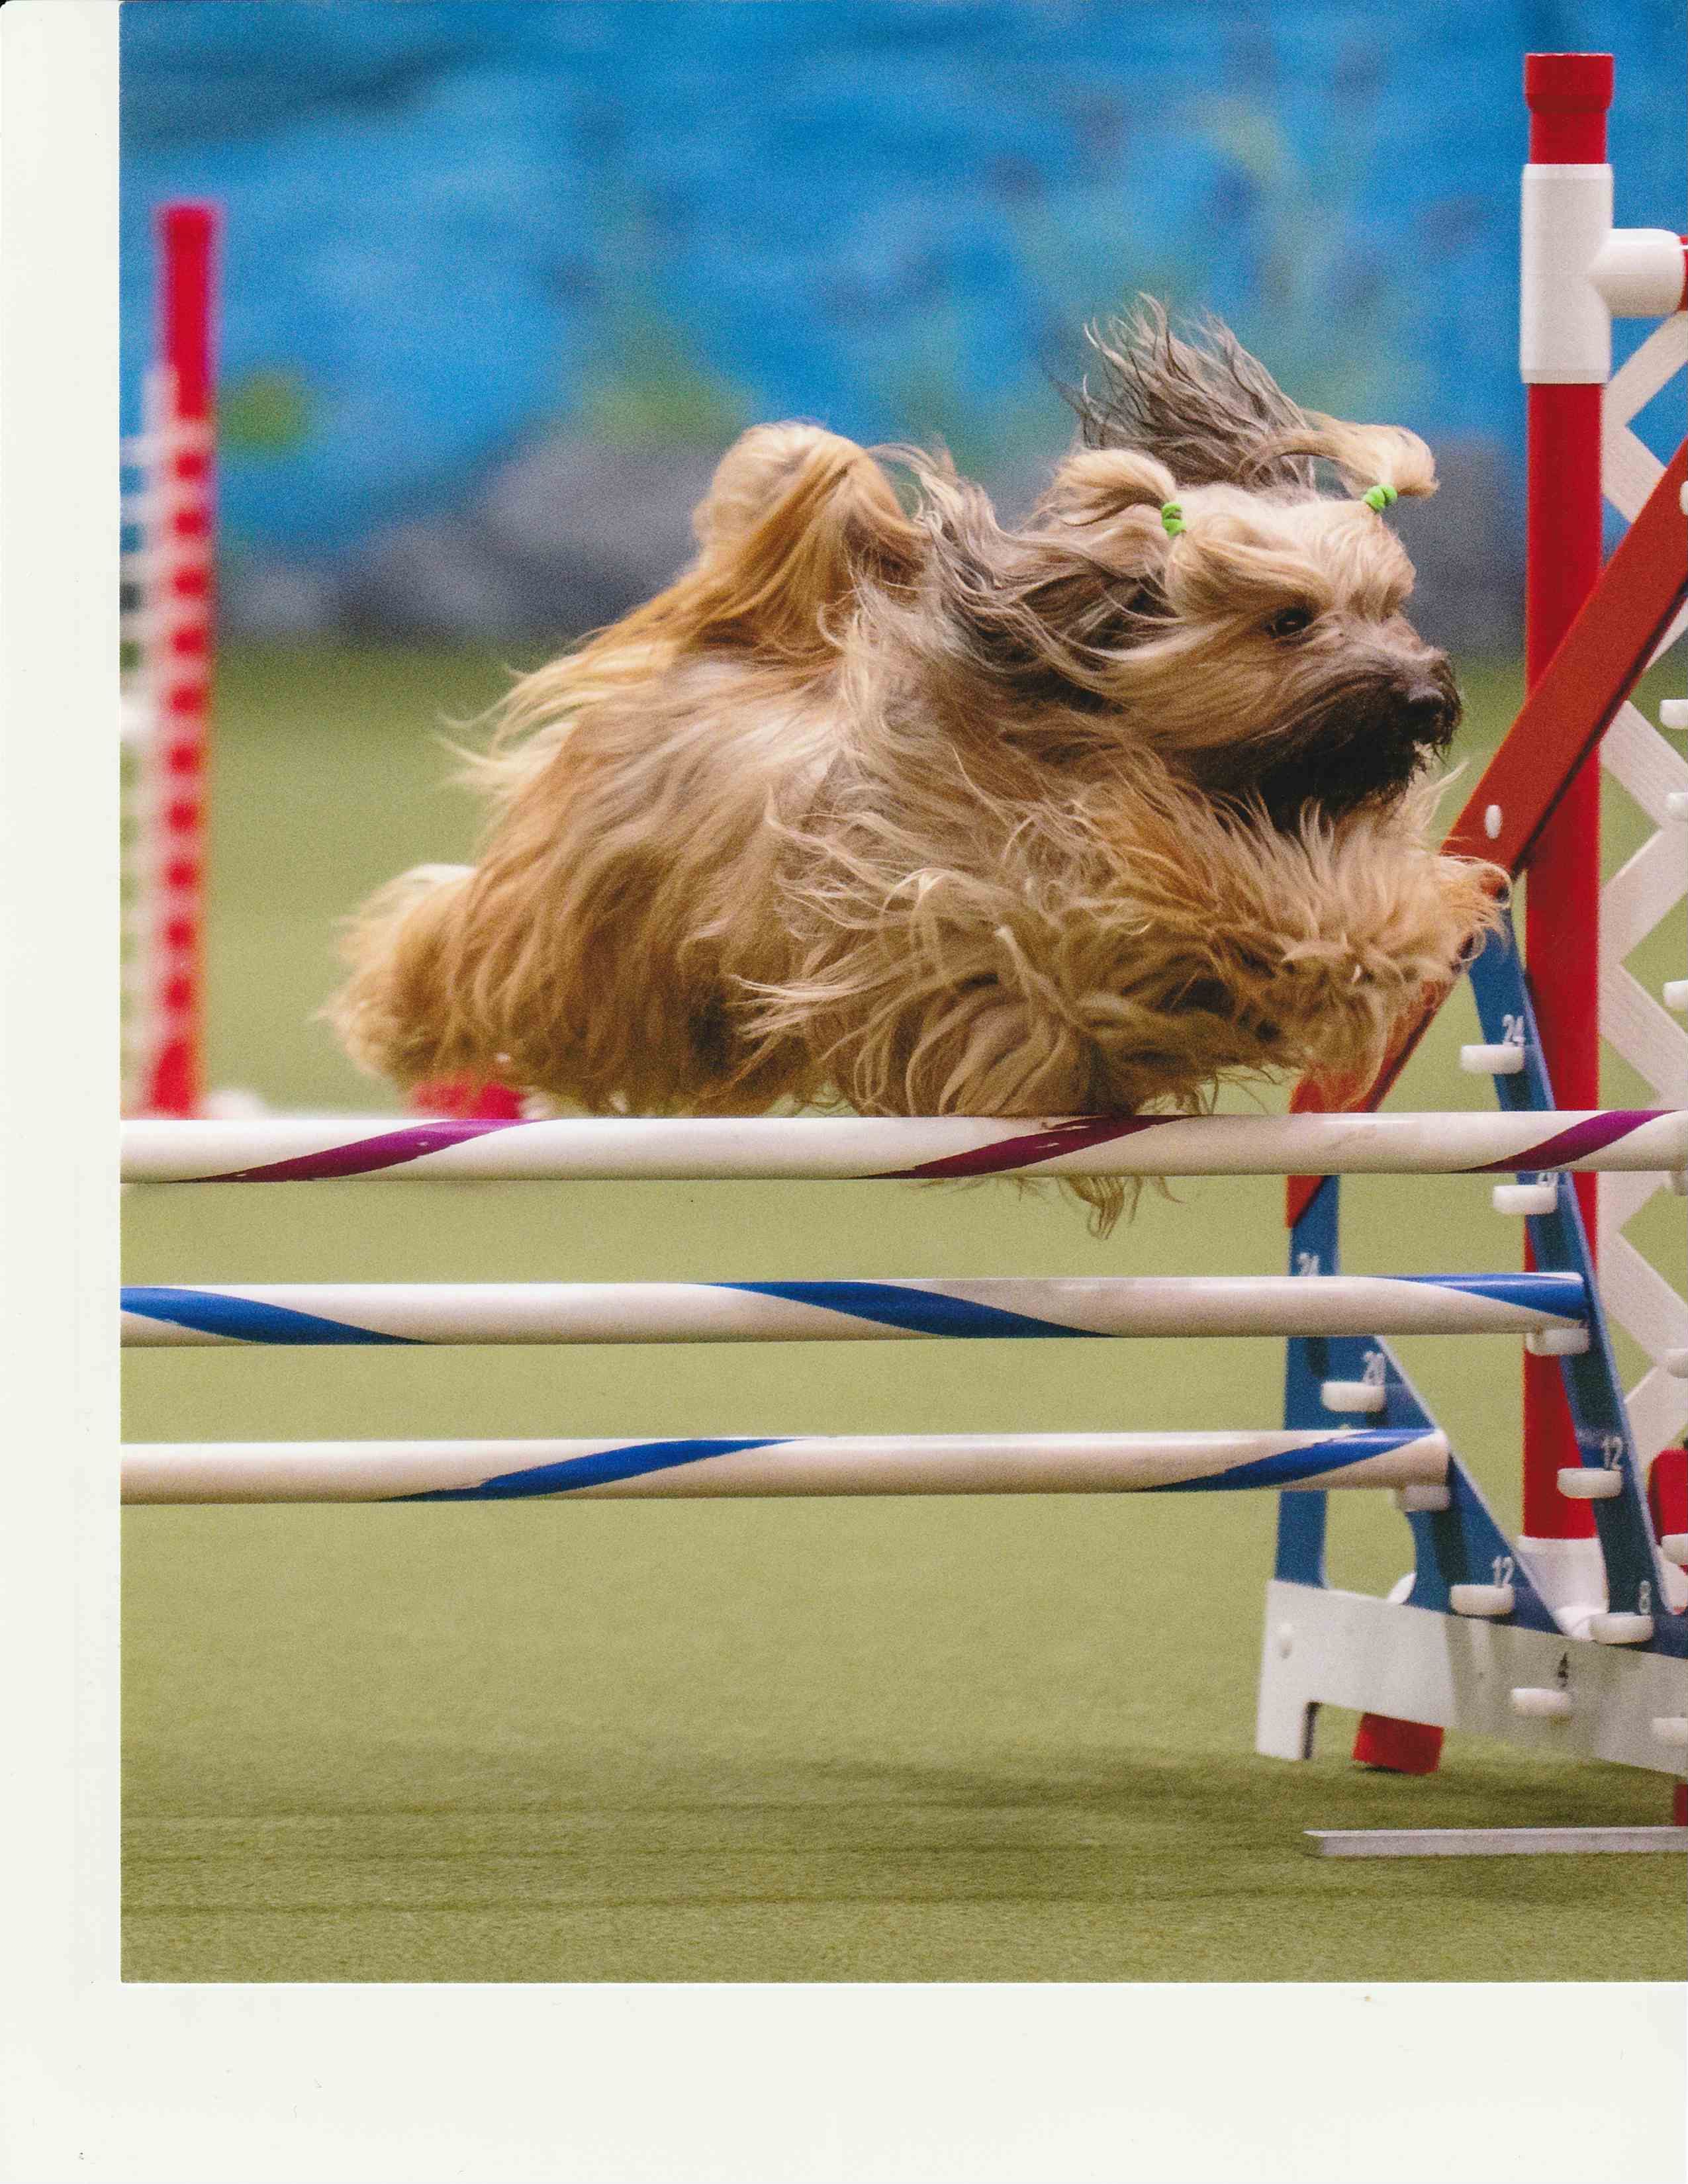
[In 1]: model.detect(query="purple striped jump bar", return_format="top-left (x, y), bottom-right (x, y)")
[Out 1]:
top-left (120, 1109), bottom-right (1688, 1184)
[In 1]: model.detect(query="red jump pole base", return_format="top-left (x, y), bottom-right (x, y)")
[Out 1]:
top-left (1351, 1713), bottom-right (1445, 1776)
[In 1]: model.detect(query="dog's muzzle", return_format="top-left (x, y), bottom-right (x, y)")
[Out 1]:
top-left (1246, 666), bottom-right (1461, 829)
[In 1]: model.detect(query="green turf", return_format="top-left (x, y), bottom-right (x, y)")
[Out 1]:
top-left (122, 644), bottom-right (1687, 1982)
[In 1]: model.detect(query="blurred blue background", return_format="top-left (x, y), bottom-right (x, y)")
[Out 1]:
top-left (122, 0), bottom-right (1685, 649)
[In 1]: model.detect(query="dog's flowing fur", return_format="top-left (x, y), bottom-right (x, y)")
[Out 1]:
top-left (332, 307), bottom-right (1502, 1224)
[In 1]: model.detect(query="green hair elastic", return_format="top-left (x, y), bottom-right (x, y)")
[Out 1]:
top-left (1164, 487), bottom-right (1393, 526)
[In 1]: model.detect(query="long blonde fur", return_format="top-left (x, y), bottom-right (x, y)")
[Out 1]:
top-left (332, 315), bottom-right (1501, 1226)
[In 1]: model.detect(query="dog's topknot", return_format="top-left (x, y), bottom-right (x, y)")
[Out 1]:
top-left (1071, 300), bottom-right (1318, 492)
top-left (1068, 300), bottom-right (1436, 506)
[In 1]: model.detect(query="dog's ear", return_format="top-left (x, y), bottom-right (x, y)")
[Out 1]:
top-left (909, 457), bottom-right (1168, 715)
top-left (1068, 300), bottom-right (1436, 501)
top-left (1274, 413), bottom-right (1438, 500)
top-left (1033, 446), bottom-right (1177, 529)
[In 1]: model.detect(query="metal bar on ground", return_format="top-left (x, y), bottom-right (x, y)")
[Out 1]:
top-left (118, 1272), bottom-right (1589, 1348)
top-left (1307, 1826), bottom-right (1688, 1858)
top-left (120, 1110), bottom-right (1688, 1184)
top-left (122, 1426), bottom-right (1450, 1504)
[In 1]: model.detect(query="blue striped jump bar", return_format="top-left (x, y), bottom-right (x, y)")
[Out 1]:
top-left (120, 1272), bottom-right (1589, 1348)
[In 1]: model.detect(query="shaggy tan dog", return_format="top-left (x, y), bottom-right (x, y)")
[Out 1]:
top-left (332, 306), bottom-right (1501, 1219)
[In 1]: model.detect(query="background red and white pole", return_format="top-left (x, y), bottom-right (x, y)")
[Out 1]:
top-left (1520, 54), bottom-right (1612, 1561)
top-left (139, 203), bottom-right (218, 1117)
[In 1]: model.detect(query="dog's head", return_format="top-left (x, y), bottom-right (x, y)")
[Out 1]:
top-left (910, 303), bottom-right (1458, 830)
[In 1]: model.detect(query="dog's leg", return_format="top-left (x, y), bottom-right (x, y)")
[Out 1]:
top-left (1194, 839), bottom-right (1503, 1091)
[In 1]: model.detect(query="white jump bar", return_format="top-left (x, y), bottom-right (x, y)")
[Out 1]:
top-left (120, 1109), bottom-right (1688, 1184)
top-left (118, 1273), bottom-right (1589, 1349)
top-left (121, 1426), bottom-right (1449, 1505)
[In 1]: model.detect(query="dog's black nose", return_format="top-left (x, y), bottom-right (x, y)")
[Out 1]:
top-left (1397, 680), bottom-right (1456, 745)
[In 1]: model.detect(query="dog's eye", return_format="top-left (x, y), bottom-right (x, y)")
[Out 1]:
top-left (1265, 607), bottom-right (1313, 641)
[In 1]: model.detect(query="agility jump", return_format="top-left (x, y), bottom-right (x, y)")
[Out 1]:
top-left (1271, 50), bottom-right (1688, 1803)
top-left (121, 54), bottom-right (1688, 1851)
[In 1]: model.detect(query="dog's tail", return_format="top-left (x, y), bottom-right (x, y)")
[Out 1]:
top-left (465, 422), bottom-right (926, 796)
top-left (674, 422), bottom-right (924, 659)
top-left (469, 423), bottom-right (923, 783)
top-left (545, 427), bottom-right (921, 694)
top-left (330, 428), bottom-right (922, 1102)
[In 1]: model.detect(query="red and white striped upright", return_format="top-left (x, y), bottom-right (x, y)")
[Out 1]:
top-left (122, 202), bottom-right (219, 1117)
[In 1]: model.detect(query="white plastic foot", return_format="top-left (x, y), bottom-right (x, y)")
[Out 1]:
top-left (1667, 790), bottom-right (1688, 822)
top-left (1460, 1041), bottom-right (1526, 1075)
top-left (1449, 1582), bottom-right (1515, 1618)
top-left (1483, 803), bottom-right (1503, 838)
top-left (1259, 1576), bottom-right (1684, 1771)
top-left (1510, 1686), bottom-right (1573, 1720)
top-left (1664, 980), bottom-right (1688, 1014)
top-left (1558, 1465), bottom-right (1624, 1500)
top-left (1661, 1533), bottom-right (1688, 1565)
top-left (1395, 1482), bottom-right (1452, 1514)
top-left (1524, 1327), bottom-right (1591, 1357)
top-left (1320, 1379), bottom-right (1387, 1415)
top-left (1660, 698), bottom-right (1688, 729)
top-left (1665, 1349), bottom-right (1688, 1378)
top-left (1493, 1180), bottom-right (1557, 1216)
top-left (1587, 1612), bottom-right (1655, 1646)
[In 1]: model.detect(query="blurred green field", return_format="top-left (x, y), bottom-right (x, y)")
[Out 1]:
top-left (123, 645), bottom-right (1686, 1982)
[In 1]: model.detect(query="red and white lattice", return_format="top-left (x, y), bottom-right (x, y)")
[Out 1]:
top-left (1598, 310), bottom-right (1688, 1465)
